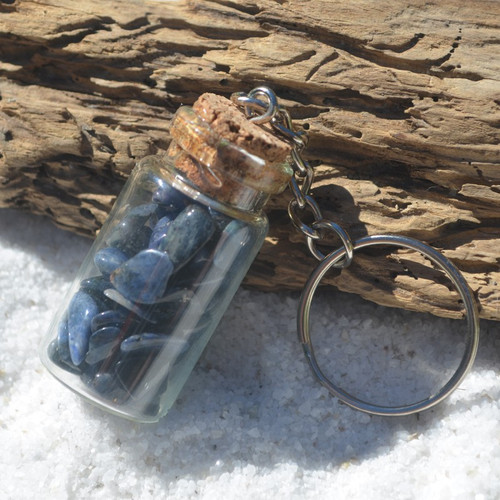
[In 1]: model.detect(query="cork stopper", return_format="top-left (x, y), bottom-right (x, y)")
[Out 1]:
top-left (193, 93), bottom-right (291, 164)
top-left (167, 93), bottom-right (293, 211)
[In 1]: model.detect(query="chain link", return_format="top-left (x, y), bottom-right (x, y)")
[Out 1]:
top-left (232, 87), bottom-right (353, 268)
top-left (231, 86), bottom-right (480, 417)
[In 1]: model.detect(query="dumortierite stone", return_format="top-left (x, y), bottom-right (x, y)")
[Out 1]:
top-left (90, 372), bottom-right (117, 395)
top-left (68, 291), bottom-right (99, 366)
top-left (153, 180), bottom-right (187, 208)
top-left (114, 352), bottom-right (154, 392)
top-left (91, 309), bottom-right (126, 333)
top-left (94, 247), bottom-right (128, 276)
top-left (79, 276), bottom-right (115, 310)
top-left (48, 340), bottom-right (82, 374)
top-left (127, 203), bottom-right (158, 220)
top-left (91, 309), bottom-right (124, 332)
top-left (82, 369), bottom-right (127, 400)
top-left (80, 275), bottom-right (111, 296)
top-left (158, 205), bottom-right (215, 267)
top-left (149, 215), bottom-right (175, 250)
top-left (85, 326), bottom-right (122, 364)
top-left (145, 288), bottom-right (193, 327)
top-left (106, 213), bottom-right (153, 256)
top-left (57, 315), bottom-right (71, 364)
top-left (120, 333), bottom-right (168, 353)
top-left (170, 244), bottom-right (213, 288)
top-left (103, 288), bottom-right (158, 322)
top-left (110, 249), bottom-right (174, 304)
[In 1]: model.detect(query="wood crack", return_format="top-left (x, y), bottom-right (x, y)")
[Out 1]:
top-left (0, 0), bottom-right (498, 320)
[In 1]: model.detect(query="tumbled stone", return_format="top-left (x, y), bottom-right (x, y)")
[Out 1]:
top-left (103, 288), bottom-right (157, 322)
top-left (122, 332), bottom-right (192, 362)
top-left (91, 372), bottom-right (117, 395)
top-left (149, 215), bottom-right (175, 250)
top-left (158, 204), bottom-right (215, 268)
top-left (114, 352), bottom-right (152, 393)
top-left (110, 249), bottom-right (174, 304)
top-left (85, 326), bottom-right (122, 365)
top-left (152, 179), bottom-right (187, 208)
top-left (94, 247), bottom-right (129, 276)
top-left (134, 287), bottom-right (194, 331)
top-left (170, 244), bottom-right (214, 289)
top-left (106, 213), bottom-right (153, 256)
top-left (80, 275), bottom-right (111, 296)
top-left (68, 291), bottom-right (99, 366)
top-left (81, 369), bottom-right (128, 401)
top-left (127, 203), bottom-right (158, 220)
top-left (79, 275), bottom-right (115, 310)
top-left (57, 314), bottom-right (71, 364)
top-left (47, 340), bottom-right (82, 374)
top-left (91, 309), bottom-right (126, 333)
top-left (120, 332), bottom-right (168, 353)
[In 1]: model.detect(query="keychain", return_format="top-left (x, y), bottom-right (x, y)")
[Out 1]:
top-left (40, 87), bottom-right (480, 422)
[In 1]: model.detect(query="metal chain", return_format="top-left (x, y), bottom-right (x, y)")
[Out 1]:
top-left (232, 86), bottom-right (480, 417)
top-left (231, 86), bottom-right (354, 268)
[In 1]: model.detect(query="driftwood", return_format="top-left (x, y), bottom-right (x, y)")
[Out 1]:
top-left (0, 0), bottom-right (499, 320)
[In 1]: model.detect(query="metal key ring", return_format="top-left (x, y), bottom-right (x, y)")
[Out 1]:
top-left (298, 234), bottom-right (480, 417)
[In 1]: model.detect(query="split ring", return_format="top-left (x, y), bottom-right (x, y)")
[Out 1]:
top-left (297, 234), bottom-right (480, 416)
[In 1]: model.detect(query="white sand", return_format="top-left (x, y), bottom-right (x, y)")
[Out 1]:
top-left (0, 208), bottom-right (498, 499)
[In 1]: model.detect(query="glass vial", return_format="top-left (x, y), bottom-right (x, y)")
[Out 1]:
top-left (40, 95), bottom-right (292, 422)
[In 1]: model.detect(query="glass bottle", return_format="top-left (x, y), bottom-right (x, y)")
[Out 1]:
top-left (40, 100), bottom-right (292, 422)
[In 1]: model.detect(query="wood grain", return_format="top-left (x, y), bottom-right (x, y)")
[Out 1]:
top-left (0, 0), bottom-right (499, 319)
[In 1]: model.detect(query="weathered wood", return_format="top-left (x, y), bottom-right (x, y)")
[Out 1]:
top-left (0, 0), bottom-right (499, 319)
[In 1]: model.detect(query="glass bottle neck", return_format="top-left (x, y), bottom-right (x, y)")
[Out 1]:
top-left (165, 106), bottom-right (292, 214)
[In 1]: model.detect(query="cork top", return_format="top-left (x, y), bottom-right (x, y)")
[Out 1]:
top-left (166, 93), bottom-right (293, 211)
top-left (192, 93), bottom-right (291, 164)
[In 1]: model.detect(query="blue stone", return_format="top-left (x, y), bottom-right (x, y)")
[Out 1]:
top-left (56, 314), bottom-right (71, 364)
top-left (91, 309), bottom-right (127, 333)
top-left (149, 215), bottom-right (175, 250)
top-left (106, 214), bottom-right (153, 256)
top-left (68, 291), bottom-right (99, 366)
top-left (110, 249), bottom-right (174, 304)
top-left (158, 204), bottom-right (215, 268)
top-left (170, 244), bottom-right (213, 289)
top-left (103, 288), bottom-right (158, 322)
top-left (85, 326), bottom-right (122, 365)
top-left (79, 276), bottom-right (115, 310)
top-left (121, 333), bottom-right (191, 365)
top-left (94, 247), bottom-right (128, 276)
top-left (90, 373), bottom-right (117, 395)
top-left (114, 352), bottom-right (153, 394)
top-left (152, 180), bottom-right (187, 208)
top-left (81, 369), bottom-right (127, 400)
top-left (47, 340), bottom-right (82, 374)
top-left (134, 287), bottom-right (196, 331)
top-left (127, 203), bottom-right (158, 220)
top-left (80, 275), bottom-right (111, 296)
top-left (120, 332), bottom-right (168, 353)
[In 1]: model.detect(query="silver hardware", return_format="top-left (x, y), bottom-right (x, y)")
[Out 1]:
top-left (231, 87), bottom-right (480, 416)
top-left (297, 235), bottom-right (480, 417)
top-left (288, 195), bottom-right (323, 240)
top-left (306, 220), bottom-right (354, 266)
